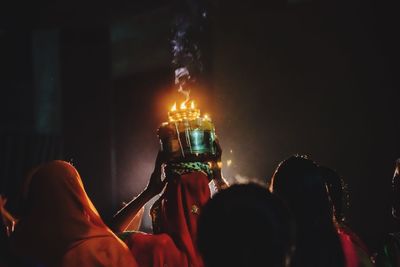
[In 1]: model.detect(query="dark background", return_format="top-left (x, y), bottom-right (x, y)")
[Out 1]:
top-left (0, 0), bottom-right (398, 252)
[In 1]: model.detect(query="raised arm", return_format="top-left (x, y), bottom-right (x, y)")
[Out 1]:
top-left (110, 151), bottom-right (167, 233)
top-left (0, 195), bottom-right (17, 236)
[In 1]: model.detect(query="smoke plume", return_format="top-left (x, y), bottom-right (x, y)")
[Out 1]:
top-left (171, 0), bottom-right (209, 100)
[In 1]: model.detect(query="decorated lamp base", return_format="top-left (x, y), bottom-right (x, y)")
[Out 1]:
top-left (158, 104), bottom-right (216, 162)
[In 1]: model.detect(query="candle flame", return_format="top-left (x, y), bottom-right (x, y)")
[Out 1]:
top-left (180, 101), bottom-right (187, 110)
top-left (171, 100), bottom-right (197, 112)
top-left (171, 102), bottom-right (177, 111)
top-left (168, 99), bottom-right (201, 122)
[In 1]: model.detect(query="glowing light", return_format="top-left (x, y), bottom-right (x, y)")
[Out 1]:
top-left (170, 100), bottom-right (197, 113)
top-left (204, 114), bottom-right (209, 120)
top-left (168, 99), bottom-right (202, 122)
top-left (227, 160), bottom-right (232, 167)
top-left (230, 149), bottom-right (233, 154)
top-left (180, 101), bottom-right (187, 110)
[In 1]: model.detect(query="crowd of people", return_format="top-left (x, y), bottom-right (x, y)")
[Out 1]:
top-left (0, 141), bottom-right (399, 267)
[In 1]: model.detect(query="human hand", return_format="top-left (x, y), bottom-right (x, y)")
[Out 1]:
top-left (215, 138), bottom-right (222, 161)
top-left (145, 151), bottom-right (167, 197)
top-left (0, 195), bottom-right (16, 236)
top-left (209, 138), bottom-right (223, 177)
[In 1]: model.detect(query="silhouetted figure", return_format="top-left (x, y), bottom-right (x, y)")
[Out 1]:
top-left (197, 183), bottom-right (294, 267)
top-left (376, 159), bottom-right (400, 267)
top-left (10, 160), bottom-right (137, 267)
top-left (112, 143), bottom-right (228, 267)
top-left (319, 166), bottom-right (348, 223)
top-left (320, 166), bottom-right (374, 266)
top-left (270, 155), bottom-right (353, 267)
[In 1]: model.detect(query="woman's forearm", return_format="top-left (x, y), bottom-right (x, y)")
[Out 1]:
top-left (110, 189), bottom-right (154, 233)
top-left (111, 167), bottom-right (165, 233)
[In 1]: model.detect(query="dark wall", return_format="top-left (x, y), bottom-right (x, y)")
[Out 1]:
top-left (0, 30), bottom-right (63, 211)
top-left (211, 0), bottom-right (399, 250)
top-left (60, 28), bottom-right (115, 218)
top-left (0, 31), bottom-right (34, 133)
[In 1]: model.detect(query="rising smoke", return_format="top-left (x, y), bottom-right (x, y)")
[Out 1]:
top-left (171, 0), bottom-right (209, 101)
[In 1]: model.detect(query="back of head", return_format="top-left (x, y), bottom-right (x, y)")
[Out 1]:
top-left (19, 160), bottom-right (105, 228)
top-left (197, 183), bottom-right (294, 267)
top-left (270, 156), bottom-right (333, 226)
top-left (270, 155), bottom-right (345, 267)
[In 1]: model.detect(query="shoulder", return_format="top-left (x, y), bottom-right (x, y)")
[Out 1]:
top-left (62, 236), bottom-right (137, 267)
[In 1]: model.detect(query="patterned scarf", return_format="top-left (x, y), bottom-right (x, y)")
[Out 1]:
top-left (167, 162), bottom-right (213, 179)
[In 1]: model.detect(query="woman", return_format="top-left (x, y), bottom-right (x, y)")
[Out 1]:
top-left (270, 155), bottom-right (356, 267)
top-left (319, 166), bottom-right (374, 266)
top-left (112, 144), bottom-right (228, 267)
top-left (11, 160), bottom-right (138, 267)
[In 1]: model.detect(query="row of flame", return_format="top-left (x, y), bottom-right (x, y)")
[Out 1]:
top-left (169, 100), bottom-right (210, 121)
top-left (170, 100), bottom-right (196, 112)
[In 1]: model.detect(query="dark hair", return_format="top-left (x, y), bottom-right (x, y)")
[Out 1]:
top-left (270, 155), bottom-right (345, 267)
top-left (318, 166), bottom-right (348, 223)
top-left (197, 183), bottom-right (294, 267)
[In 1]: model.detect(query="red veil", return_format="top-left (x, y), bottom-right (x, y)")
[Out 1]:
top-left (125, 171), bottom-right (211, 267)
top-left (11, 160), bottom-right (138, 267)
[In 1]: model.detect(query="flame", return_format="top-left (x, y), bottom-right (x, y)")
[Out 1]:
top-left (171, 100), bottom-right (196, 112)
top-left (204, 114), bottom-right (209, 120)
top-left (168, 99), bottom-right (201, 122)
top-left (180, 101), bottom-right (187, 110)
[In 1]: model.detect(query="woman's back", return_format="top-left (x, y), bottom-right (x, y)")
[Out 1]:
top-left (11, 160), bottom-right (137, 267)
top-left (270, 156), bottom-right (345, 267)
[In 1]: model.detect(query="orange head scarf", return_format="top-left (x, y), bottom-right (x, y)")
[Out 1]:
top-left (11, 160), bottom-right (137, 267)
